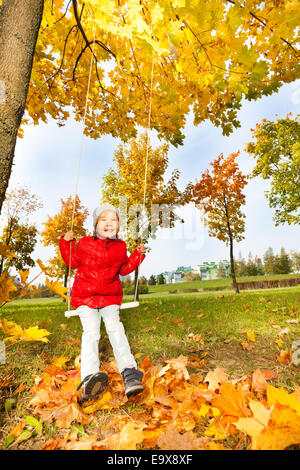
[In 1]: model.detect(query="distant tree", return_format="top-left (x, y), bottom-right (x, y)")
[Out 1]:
top-left (246, 114), bottom-right (300, 225)
top-left (0, 220), bottom-right (38, 273)
top-left (157, 274), bottom-right (166, 285)
top-left (148, 275), bottom-right (156, 286)
top-left (192, 152), bottom-right (248, 294)
top-left (0, 186), bottom-right (42, 274)
top-left (245, 252), bottom-right (260, 276)
top-left (263, 247), bottom-right (277, 275)
top-left (122, 277), bottom-right (132, 289)
top-left (290, 251), bottom-right (300, 272)
top-left (183, 271), bottom-right (201, 281)
top-left (41, 195), bottom-right (89, 287)
top-left (254, 257), bottom-right (264, 275)
top-left (234, 253), bottom-right (248, 278)
top-left (139, 276), bottom-right (148, 285)
top-left (217, 262), bottom-right (227, 279)
top-left (276, 248), bottom-right (292, 274)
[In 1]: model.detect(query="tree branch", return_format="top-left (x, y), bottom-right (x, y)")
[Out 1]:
top-left (72, 0), bottom-right (116, 58)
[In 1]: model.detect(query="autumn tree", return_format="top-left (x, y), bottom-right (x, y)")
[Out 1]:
top-left (290, 251), bottom-right (300, 273)
top-left (0, 186), bottom-right (42, 274)
top-left (263, 247), bottom-right (276, 275)
top-left (1, 0), bottom-right (299, 212)
top-left (100, 132), bottom-right (191, 299)
top-left (148, 275), bottom-right (156, 286)
top-left (246, 114), bottom-right (300, 226)
top-left (41, 195), bottom-right (89, 287)
top-left (191, 152), bottom-right (248, 293)
top-left (0, 221), bottom-right (38, 274)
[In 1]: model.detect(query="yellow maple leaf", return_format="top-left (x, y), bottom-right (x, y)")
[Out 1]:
top-left (20, 326), bottom-right (51, 343)
top-left (36, 259), bottom-right (53, 277)
top-left (267, 385), bottom-right (300, 417)
top-left (0, 243), bottom-right (18, 260)
top-left (0, 318), bottom-right (23, 341)
top-left (235, 400), bottom-right (271, 450)
top-left (46, 278), bottom-right (69, 300)
top-left (0, 271), bottom-right (18, 303)
top-left (0, 319), bottom-right (50, 343)
top-left (247, 329), bottom-right (256, 342)
top-left (18, 269), bottom-right (30, 286)
top-left (256, 404), bottom-right (300, 450)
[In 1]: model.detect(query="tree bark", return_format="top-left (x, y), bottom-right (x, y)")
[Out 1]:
top-left (228, 228), bottom-right (240, 294)
top-left (0, 0), bottom-right (44, 214)
top-left (223, 194), bottom-right (240, 294)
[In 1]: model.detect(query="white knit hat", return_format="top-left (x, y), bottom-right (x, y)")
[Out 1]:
top-left (93, 204), bottom-right (120, 228)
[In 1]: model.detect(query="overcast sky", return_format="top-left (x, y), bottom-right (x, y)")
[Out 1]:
top-left (2, 79), bottom-right (300, 281)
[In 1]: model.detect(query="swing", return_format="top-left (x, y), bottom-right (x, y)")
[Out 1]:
top-left (64, 21), bottom-right (155, 319)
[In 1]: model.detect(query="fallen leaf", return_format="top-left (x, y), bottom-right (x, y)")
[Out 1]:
top-left (235, 400), bottom-right (271, 450)
top-left (251, 369), bottom-right (268, 399)
top-left (277, 349), bottom-right (292, 364)
top-left (211, 382), bottom-right (251, 419)
top-left (278, 327), bottom-right (290, 336)
top-left (256, 404), bottom-right (300, 450)
top-left (204, 368), bottom-right (229, 391)
top-left (247, 330), bottom-right (256, 342)
top-left (240, 341), bottom-right (254, 351)
top-left (99, 422), bottom-right (145, 450)
top-left (157, 429), bottom-right (209, 450)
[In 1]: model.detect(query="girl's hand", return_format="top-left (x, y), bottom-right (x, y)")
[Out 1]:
top-left (63, 230), bottom-right (75, 241)
top-left (136, 243), bottom-right (146, 254)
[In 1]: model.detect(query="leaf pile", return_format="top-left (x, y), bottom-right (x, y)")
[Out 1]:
top-left (22, 355), bottom-right (300, 451)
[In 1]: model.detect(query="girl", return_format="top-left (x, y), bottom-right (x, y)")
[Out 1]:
top-left (59, 203), bottom-right (146, 404)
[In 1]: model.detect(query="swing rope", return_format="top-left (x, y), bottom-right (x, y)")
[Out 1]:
top-left (65, 20), bottom-right (155, 315)
top-left (134, 52), bottom-right (155, 302)
top-left (66, 21), bottom-right (97, 314)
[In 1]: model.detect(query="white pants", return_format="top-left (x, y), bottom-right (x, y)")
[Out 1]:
top-left (77, 304), bottom-right (137, 380)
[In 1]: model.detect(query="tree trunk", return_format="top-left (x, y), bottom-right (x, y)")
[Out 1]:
top-left (223, 193), bottom-right (239, 294)
top-left (0, 0), bottom-right (44, 214)
top-left (134, 266), bottom-right (139, 302)
top-left (228, 232), bottom-right (239, 294)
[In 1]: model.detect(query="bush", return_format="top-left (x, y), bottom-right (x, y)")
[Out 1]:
top-left (124, 284), bottom-right (149, 295)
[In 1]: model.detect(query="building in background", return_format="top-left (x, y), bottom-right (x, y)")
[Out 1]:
top-left (155, 260), bottom-right (230, 284)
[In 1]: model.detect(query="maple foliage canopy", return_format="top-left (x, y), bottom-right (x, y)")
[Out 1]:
top-left (22, 0), bottom-right (300, 145)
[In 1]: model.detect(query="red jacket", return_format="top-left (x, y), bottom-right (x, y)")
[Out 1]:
top-left (59, 236), bottom-right (146, 309)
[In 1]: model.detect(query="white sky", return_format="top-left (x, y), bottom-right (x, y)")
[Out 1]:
top-left (3, 79), bottom-right (300, 281)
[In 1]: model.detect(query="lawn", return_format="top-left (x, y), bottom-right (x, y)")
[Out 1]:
top-left (0, 283), bottom-right (299, 450)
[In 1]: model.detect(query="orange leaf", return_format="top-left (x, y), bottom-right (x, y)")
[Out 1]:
top-left (240, 341), bottom-right (254, 351)
top-left (157, 429), bottom-right (209, 450)
top-left (211, 382), bottom-right (251, 419)
top-left (256, 404), bottom-right (300, 450)
top-left (251, 369), bottom-right (268, 399)
top-left (204, 368), bottom-right (228, 391)
top-left (277, 349), bottom-right (292, 364)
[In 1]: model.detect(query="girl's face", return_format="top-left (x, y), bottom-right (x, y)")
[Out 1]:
top-left (96, 210), bottom-right (119, 239)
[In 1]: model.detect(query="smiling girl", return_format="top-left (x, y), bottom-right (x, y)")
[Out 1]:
top-left (59, 204), bottom-right (146, 404)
